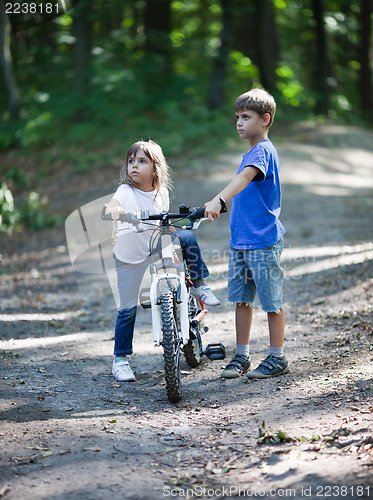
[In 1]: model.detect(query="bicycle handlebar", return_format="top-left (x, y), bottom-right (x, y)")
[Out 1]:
top-left (101, 204), bottom-right (222, 224)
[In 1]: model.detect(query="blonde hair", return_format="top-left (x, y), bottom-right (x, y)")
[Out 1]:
top-left (234, 88), bottom-right (276, 128)
top-left (120, 140), bottom-right (172, 197)
top-left (111, 140), bottom-right (172, 243)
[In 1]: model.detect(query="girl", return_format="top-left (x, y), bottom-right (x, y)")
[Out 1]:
top-left (106, 140), bottom-right (219, 381)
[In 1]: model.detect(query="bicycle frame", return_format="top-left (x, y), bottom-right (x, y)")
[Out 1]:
top-left (101, 204), bottom-right (209, 348)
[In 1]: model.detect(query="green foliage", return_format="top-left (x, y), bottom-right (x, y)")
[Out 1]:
top-left (0, 44), bottom-right (235, 163)
top-left (19, 191), bottom-right (58, 230)
top-left (0, 120), bottom-right (22, 150)
top-left (273, 1), bottom-right (370, 121)
top-left (5, 168), bottom-right (29, 188)
top-left (0, 0), bottom-right (371, 168)
top-left (256, 421), bottom-right (357, 449)
top-left (0, 183), bottom-right (18, 233)
top-left (0, 183), bottom-right (58, 233)
top-left (257, 421), bottom-right (296, 445)
top-left (20, 112), bottom-right (53, 147)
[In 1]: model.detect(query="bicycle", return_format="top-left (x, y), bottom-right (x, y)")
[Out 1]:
top-left (102, 203), bottom-right (226, 403)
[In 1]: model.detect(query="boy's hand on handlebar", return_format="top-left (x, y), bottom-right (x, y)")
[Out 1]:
top-left (204, 198), bottom-right (222, 221)
top-left (106, 206), bottom-right (125, 220)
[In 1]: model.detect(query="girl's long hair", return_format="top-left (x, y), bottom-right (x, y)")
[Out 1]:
top-left (120, 140), bottom-right (172, 199)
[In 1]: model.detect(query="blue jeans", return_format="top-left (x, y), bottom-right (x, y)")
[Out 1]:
top-left (177, 229), bottom-right (209, 283)
top-left (114, 306), bottom-right (137, 356)
top-left (113, 229), bottom-right (209, 357)
top-left (227, 239), bottom-right (284, 313)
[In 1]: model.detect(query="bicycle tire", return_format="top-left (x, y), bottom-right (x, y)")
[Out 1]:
top-left (161, 288), bottom-right (182, 403)
top-left (183, 296), bottom-right (203, 368)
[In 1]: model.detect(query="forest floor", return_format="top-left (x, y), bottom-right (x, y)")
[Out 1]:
top-left (0, 125), bottom-right (373, 499)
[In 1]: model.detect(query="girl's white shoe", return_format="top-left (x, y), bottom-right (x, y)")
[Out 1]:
top-left (190, 283), bottom-right (220, 306)
top-left (112, 359), bottom-right (136, 381)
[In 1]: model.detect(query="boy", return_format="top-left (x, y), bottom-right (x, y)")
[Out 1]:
top-left (204, 88), bottom-right (289, 379)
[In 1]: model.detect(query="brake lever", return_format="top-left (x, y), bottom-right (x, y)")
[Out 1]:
top-left (191, 219), bottom-right (206, 229)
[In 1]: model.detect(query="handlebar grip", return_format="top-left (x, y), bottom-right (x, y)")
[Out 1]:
top-left (219, 197), bottom-right (228, 213)
top-left (190, 207), bottom-right (206, 219)
top-left (101, 205), bottom-right (141, 224)
top-left (101, 205), bottom-right (112, 220)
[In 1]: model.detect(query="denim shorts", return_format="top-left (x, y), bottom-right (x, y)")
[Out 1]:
top-left (227, 238), bottom-right (284, 312)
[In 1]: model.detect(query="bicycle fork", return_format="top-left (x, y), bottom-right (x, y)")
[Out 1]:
top-left (149, 272), bottom-right (189, 346)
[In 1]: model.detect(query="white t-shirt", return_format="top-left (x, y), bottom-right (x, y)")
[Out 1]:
top-left (112, 184), bottom-right (169, 264)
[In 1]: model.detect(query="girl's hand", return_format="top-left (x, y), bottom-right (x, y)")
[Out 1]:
top-left (204, 198), bottom-right (221, 222)
top-left (107, 205), bottom-right (125, 220)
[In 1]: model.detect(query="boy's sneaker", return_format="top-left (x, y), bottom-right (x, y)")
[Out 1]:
top-left (112, 358), bottom-right (136, 381)
top-left (190, 283), bottom-right (220, 306)
top-left (221, 355), bottom-right (251, 378)
top-left (246, 354), bottom-right (289, 379)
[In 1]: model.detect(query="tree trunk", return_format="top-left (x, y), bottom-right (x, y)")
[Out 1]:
top-left (360, 0), bottom-right (373, 122)
top-left (144, 0), bottom-right (171, 56)
top-left (253, 0), bottom-right (279, 93)
top-left (312, 0), bottom-right (328, 115)
top-left (231, 0), bottom-right (279, 94)
top-left (208, 0), bottom-right (232, 109)
top-left (143, 0), bottom-right (172, 88)
top-left (0, 1), bottom-right (20, 119)
top-left (231, 0), bottom-right (256, 61)
top-left (73, 0), bottom-right (93, 102)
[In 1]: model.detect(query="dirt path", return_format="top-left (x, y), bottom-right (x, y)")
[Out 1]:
top-left (1, 126), bottom-right (372, 499)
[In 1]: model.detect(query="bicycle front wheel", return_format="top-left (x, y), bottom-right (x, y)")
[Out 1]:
top-left (161, 288), bottom-right (182, 403)
top-left (183, 295), bottom-right (203, 368)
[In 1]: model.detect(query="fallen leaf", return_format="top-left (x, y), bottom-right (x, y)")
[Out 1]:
top-left (40, 450), bottom-right (52, 458)
top-left (83, 447), bottom-right (101, 452)
top-left (205, 460), bottom-right (214, 471)
top-left (0, 486), bottom-right (11, 497)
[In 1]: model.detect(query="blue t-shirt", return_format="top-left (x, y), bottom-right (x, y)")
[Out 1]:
top-left (230, 139), bottom-right (285, 250)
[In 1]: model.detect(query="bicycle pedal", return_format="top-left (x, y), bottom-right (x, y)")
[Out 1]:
top-left (139, 288), bottom-right (151, 309)
top-left (203, 343), bottom-right (226, 361)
